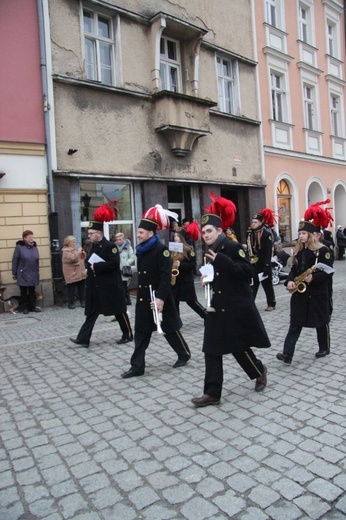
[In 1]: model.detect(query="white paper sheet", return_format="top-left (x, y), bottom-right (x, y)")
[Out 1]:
top-left (88, 253), bottom-right (105, 264)
top-left (199, 263), bottom-right (214, 282)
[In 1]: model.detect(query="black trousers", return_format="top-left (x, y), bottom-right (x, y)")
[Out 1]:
top-left (77, 306), bottom-right (132, 344)
top-left (204, 349), bottom-right (264, 399)
top-left (20, 286), bottom-right (36, 311)
top-left (175, 299), bottom-right (207, 320)
top-left (67, 280), bottom-right (85, 306)
top-left (122, 281), bottom-right (131, 304)
top-left (283, 323), bottom-right (330, 358)
top-left (252, 276), bottom-right (276, 307)
top-left (130, 329), bottom-right (190, 372)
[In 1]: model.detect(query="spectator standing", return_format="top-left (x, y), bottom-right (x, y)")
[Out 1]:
top-left (12, 230), bottom-right (41, 314)
top-left (62, 236), bottom-right (86, 309)
top-left (336, 225), bottom-right (346, 260)
top-left (115, 232), bottom-right (135, 305)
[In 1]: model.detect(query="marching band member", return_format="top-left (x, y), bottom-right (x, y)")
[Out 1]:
top-left (192, 195), bottom-right (271, 408)
top-left (277, 214), bottom-right (334, 365)
top-left (121, 205), bottom-right (190, 379)
top-left (171, 228), bottom-right (207, 320)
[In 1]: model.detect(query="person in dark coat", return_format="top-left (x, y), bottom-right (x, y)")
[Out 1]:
top-left (70, 219), bottom-right (132, 348)
top-left (247, 213), bottom-right (276, 311)
top-left (171, 228), bottom-right (207, 320)
top-left (121, 216), bottom-right (191, 379)
top-left (12, 230), bottom-right (41, 314)
top-left (192, 213), bottom-right (271, 408)
top-left (336, 225), bottom-right (346, 260)
top-left (277, 220), bottom-right (334, 364)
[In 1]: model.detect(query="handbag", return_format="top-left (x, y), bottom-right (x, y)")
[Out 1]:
top-left (121, 266), bottom-right (133, 277)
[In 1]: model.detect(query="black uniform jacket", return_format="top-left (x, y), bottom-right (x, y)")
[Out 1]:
top-left (285, 246), bottom-right (333, 328)
top-left (85, 237), bottom-right (126, 316)
top-left (203, 236), bottom-right (271, 355)
top-left (171, 249), bottom-right (197, 302)
top-left (136, 241), bottom-right (182, 334)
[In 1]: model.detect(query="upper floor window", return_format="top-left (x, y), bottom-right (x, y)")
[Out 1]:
top-left (160, 36), bottom-right (181, 92)
top-left (327, 21), bottom-right (337, 57)
top-left (303, 84), bottom-right (316, 130)
top-left (271, 72), bottom-right (286, 122)
top-left (217, 56), bottom-right (239, 115)
top-left (330, 94), bottom-right (341, 137)
top-left (83, 9), bottom-right (114, 85)
top-left (266, 0), bottom-right (278, 27)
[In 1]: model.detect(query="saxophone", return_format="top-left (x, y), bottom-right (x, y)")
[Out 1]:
top-left (171, 251), bottom-right (184, 285)
top-left (290, 266), bottom-right (317, 294)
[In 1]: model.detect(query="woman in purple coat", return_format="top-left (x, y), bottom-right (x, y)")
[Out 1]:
top-left (12, 230), bottom-right (41, 314)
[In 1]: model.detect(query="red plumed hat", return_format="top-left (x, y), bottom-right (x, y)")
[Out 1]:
top-left (142, 205), bottom-right (178, 231)
top-left (93, 204), bottom-right (116, 223)
top-left (259, 208), bottom-right (278, 227)
top-left (304, 199), bottom-right (333, 230)
top-left (204, 192), bottom-right (237, 229)
top-left (185, 221), bottom-right (201, 241)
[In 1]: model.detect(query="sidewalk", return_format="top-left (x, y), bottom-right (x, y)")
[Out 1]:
top-left (0, 262), bottom-right (346, 519)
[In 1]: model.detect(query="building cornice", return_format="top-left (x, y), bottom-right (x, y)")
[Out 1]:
top-left (0, 142), bottom-right (45, 156)
top-left (201, 41), bottom-right (257, 67)
top-left (264, 146), bottom-right (346, 167)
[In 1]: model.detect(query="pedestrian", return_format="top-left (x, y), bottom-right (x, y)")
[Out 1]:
top-left (336, 225), bottom-right (346, 260)
top-left (277, 219), bottom-right (333, 364)
top-left (121, 205), bottom-right (191, 379)
top-left (62, 235), bottom-right (86, 309)
top-left (70, 205), bottom-right (133, 348)
top-left (247, 211), bottom-right (276, 311)
top-left (115, 232), bottom-right (135, 306)
top-left (171, 228), bottom-right (207, 320)
top-left (192, 195), bottom-right (270, 408)
top-left (12, 230), bottom-right (41, 314)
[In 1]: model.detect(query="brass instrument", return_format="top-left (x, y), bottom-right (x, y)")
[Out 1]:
top-left (171, 251), bottom-right (184, 286)
top-left (203, 257), bottom-right (215, 312)
top-left (246, 233), bottom-right (258, 264)
top-left (289, 267), bottom-right (316, 294)
top-left (149, 285), bottom-right (163, 334)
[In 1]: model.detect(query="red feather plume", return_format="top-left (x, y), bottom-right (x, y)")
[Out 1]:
top-left (259, 208), bottom-right (277, 227)
top-left (93, 204), bottom-right (115, 222)
top-left (185, 221), bottom-right (201, 241)
top-left (304, 199), bottom-right (333, 229)
top-left (142, 205), bottom-right (178, 231)
top-left (204, 192), bottom-right (237, 229)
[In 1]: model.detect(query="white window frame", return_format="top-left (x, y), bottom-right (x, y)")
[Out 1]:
top-left (266, 0), bottom-right (277, 27)
top-left (216, 56), bottom-right (240, 115)
top-left (303, 84), bottom-right (316, 131)
top-left (270, 72), bottom-right (287, 122)
top-left (330, 94), bottom-right (341, 137)
top-left (326, 20), bottom-right (338, 58)
top-left (82, 8), bottom-right (115, 85)
top-left (160, 36), bottom-right (182, 93)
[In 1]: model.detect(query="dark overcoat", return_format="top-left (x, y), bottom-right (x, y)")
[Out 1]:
top-left (286, 246), bottom-right (333, 327)
top-left (171, 249), bottom-right (197, 302)
top-left (135, 241), bottom-right (182, 333)
top-left (12, 241), bottom-right (39, 287)
top-left (85, 237), bottom-right (126, 316)
top-left (203, 236), bottom-right (271, 355)
top-left (253, 227), bottom-right (273, 276)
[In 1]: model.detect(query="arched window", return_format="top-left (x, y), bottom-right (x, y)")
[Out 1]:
top-left (277, 180), bottom-right (292, 243)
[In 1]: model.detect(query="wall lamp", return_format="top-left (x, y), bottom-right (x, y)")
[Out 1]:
top-left (0, 172), bottom-right (6, 179)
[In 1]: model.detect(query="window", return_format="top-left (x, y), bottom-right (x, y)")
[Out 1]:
top-left (270, 72), bottom-right (286, 122)
top-left (330, 94), bottom-right (341, 137)
top-left (217, 56), bottom-right (237, 114)
top-left (83, 9), bottom-right (114, 85)
top-left (299, 5), bottom-right (308, 42)
top-left (303, 84), bottom-right (315, 130)
top-left (266, 0), bottom-right (277, 27)
top-left (327, 21), bottom-right (336, 57)
top-left (160, 36), bottom-right (181, 92)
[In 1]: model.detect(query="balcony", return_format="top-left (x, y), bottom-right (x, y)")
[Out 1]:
top-left (153, 91), bottom-right (217, 157)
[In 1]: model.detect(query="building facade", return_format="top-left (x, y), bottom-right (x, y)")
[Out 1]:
top-left (48, 0), bottom-right (266, 260)
top-left (254, 0), bottom-right (346, 242)
top-left (0, 0), bottom-right (54, 305)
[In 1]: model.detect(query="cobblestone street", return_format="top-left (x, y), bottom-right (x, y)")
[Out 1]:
top-left (1, 262), bottom-right (346, 519)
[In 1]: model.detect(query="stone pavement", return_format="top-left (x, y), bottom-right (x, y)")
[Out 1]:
top-left (0, 262), bottom-right (346, 520)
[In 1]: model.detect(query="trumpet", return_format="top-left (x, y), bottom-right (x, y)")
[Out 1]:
top-left (149, 285), bottom-right (163, 334)
top-left (289, 267), bottom-right (316, 294)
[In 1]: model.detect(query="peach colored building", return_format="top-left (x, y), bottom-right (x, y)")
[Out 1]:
top-left (254, 0), bottom-right (346, 243)
top-left (0, 0), bottom-right (53, 305)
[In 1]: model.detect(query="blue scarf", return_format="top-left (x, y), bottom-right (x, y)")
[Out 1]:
top-left (136, 233), bottom-right (159, 255)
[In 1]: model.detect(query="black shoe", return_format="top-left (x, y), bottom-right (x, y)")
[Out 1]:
top-left (23, 309), bottom-right (29, 315)
top-left (126, 300), bottom-right (132, 306)
top-left (80, 302), bottom-right (85, 308)
top-left (255, 365), bottom-right (267, 392)
top-left (315, 350), bottom-right (330, 358)
top-left (121, 368), bottom-right (144, 379)
top-left (173, 358), bottom-right (189, 368)
top-left (276, 352), bottom-right (292, 364)
top-left (191, 395), bottom-right (220, 408)
top-left (68, 304), bottom-right (76, 310)
top-left (30, 307), bottom-right (42, 313)
top-left (69, 338), bottom-right (89, 348)
top-left (116, 337), bottom-right (133, 345)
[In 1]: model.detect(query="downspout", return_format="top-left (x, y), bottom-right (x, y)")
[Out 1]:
top-left (36, 0), bottom-right (55, 212)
